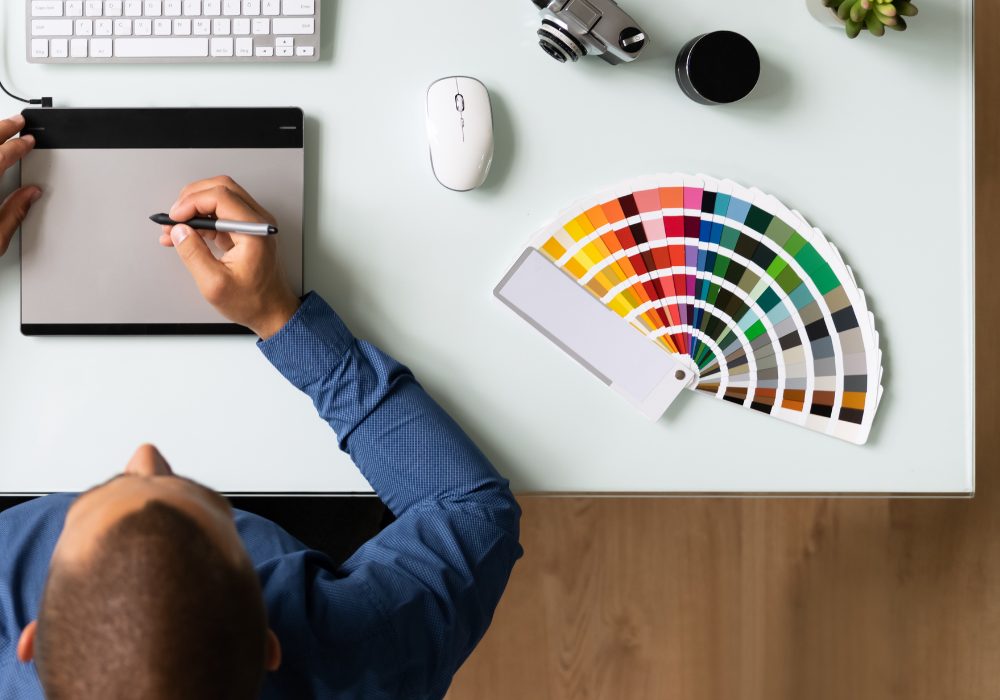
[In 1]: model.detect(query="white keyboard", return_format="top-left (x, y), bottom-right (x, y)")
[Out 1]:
top-left (26, 0), bottom-right (320, 63)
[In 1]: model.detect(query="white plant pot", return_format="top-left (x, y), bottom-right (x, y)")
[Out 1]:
top-left (805, 0), bottom-right (848, 28)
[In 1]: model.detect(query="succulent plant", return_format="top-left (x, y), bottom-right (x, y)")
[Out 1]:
top-left (822, 0), bottom-right (919, 38)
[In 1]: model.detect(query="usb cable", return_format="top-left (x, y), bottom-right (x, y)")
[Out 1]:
top-left (0, 76), bottom-right (52, 108)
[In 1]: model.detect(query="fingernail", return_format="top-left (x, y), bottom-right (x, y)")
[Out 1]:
top-left (28, 189), bottom-right (42, 203)
top-left (9, 114), bottom-right (24, 127)
top-left (170, 224), bottom-right (191, 246)
top-left (21, 134), bottom-right (34, 146)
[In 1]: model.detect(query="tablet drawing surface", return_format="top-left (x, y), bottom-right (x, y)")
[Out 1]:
top-left (20, 108), bottom-right (304, 335)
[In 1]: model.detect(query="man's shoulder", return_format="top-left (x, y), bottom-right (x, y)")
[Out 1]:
top-left (0, 493), bottom-right (76, 696)
top-left (0, 654), bottom-right (45, 700)
top-left (0, 493), bottom-right (76, 535)
top-left (233, 508), bottom-right (311, 564)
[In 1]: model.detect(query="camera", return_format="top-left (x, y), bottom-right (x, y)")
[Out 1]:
top-left (531, 0), bottom-right (648, 65)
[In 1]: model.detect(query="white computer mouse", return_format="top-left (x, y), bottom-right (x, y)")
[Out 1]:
top-left (426, 76), bottom-right (494, 192)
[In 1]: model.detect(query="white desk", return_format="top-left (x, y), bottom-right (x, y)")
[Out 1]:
top-left (0, 0), bottom-right (974, 495)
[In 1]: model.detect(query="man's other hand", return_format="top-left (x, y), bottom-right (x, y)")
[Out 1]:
top-left (0, 114), bottom-right (40, 258)
top-left (160, 176), bottom-right (300, 339)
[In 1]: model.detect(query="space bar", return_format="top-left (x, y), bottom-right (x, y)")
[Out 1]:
top-left (115, 38), bottom-right (209, 58)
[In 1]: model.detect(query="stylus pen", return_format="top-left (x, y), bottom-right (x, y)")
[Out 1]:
top-left (149, 213), bottom-right (278, 236)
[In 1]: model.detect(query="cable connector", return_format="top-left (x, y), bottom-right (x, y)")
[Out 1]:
top-left (0, 77), bottom-right (53, 108)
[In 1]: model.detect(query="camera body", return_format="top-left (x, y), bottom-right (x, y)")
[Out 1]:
top-left (531, 0), bottom-right (648, 65)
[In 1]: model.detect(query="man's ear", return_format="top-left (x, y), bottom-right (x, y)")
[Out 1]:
top-left (17, 621), bottom-right (37, 663)
top-left (265, 629), bottom-right (281, 672)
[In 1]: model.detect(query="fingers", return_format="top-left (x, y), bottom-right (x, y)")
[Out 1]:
top-left (0, 134), bottom-right (35, 176)
top-left (0, 187), bottom-right (42, 257)
top-left (176, 176), bottom-right (276, 224)
top-left (169, 186), bottom-right (263, 227)
top-left (169, 225), bottom-right (230, 304)
top-left (0, 114), bottom-right (26, 144)
top-left (158, 227), bottom-right (231, 252)
top-left (214, 231), bottom-right (236, 252)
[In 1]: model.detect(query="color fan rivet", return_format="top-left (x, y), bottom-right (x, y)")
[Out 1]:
top-left (675, 370), bottom-right (687, 381)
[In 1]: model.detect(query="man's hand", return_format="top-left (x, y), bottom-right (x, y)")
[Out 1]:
top-left (160, 176), bottom-right (300, 339)
top-left (0, 114), bottom-right (41, 257)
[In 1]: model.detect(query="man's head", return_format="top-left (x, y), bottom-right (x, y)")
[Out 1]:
top-left (17, 445), bottom-right (281, 700)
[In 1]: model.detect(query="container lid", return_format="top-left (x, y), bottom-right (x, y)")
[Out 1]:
top-left (680, 31), bottom-right (761, 104)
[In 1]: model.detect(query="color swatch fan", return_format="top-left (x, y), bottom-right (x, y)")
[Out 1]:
top-left (495, 174), bottom-right (884, 444)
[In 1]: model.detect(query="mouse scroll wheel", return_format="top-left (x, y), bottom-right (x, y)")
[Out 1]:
top-left (455, 94), bottom-right (465, 112)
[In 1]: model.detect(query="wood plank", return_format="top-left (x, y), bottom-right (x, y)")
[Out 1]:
top-left (448, 4), bottom-right (996, 697)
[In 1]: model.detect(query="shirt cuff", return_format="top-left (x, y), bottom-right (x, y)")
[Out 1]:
top-left (257, 292), bottom-right (355, 390)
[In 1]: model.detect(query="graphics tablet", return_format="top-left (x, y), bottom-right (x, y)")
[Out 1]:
top-left (19, 107), bottom-right (304, 335)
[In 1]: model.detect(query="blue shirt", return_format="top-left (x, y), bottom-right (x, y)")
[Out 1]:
top-left (0, 293), bottom-right (523, 699)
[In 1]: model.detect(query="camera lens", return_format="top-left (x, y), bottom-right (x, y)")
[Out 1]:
top-left (537, 19), bottom-right (586, 63)
top-left (619, 27), bottom-right (646, 54)
top-left (538, 39), bottom-right (568, 62)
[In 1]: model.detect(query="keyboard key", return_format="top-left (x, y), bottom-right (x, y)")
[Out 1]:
top-left (32, 19), bottom-right (74, 35)
top-left (213, 18), bottom-right (230, 34)
top-left (154, 19), bottom-right (171, 35)
top-left (164, 0), bottom-right (181, 16)
top-left (115, 37), bottom-right (209, 56)
top-left (223, 0), bottom-right (240, 15)
top-left (66, 2), bottom-right (84, 16)
top-left (251, 18), bottom-right (269, 34)
top-left (193, 18), bottom-right (211, 34)
top-left (275, 46), bottom-right (292, 57)
top-left (275, 36), bottom-right (291, 47)
top-left (124, 0), bottom-right (141, 16)
top-left (283, 0), bottom-right (313, 15)
top-left (174, 18), bottom-right (191, 35)
top-left (31, 39), bottom-right (49, 58)
top-left (52, 38), bottom-right (69, 56)
top-left (114, 19), bottom-right (132, 35)
top-left (31, 2), bottom-right (64, 17)
top-left (203, 0), bottom-right (221, 15)
top-left (70, 37), bottom-right (88, 56)
top-left (91, 38), bottom-right (112, 57)
top-left (134, 18), bottom-right (152, 34)
top-left (85, 1), bottom-right (103, 16)
top-left (233, 18), bottom-right (250, 35)
top-left (95, 19), bottom-right (113, 36)
top-left (243, 0), bottom-right (260, 15)
top-left (254, 45), bottom-right (272, 56)
top-left (271, 18), bottom-right (312, 35)
top-left (105, 1), bottom-right (123, 17)
top-left (75, 19), bottom-right (93, 35)
top-left (295, 45), bottom-right (313, 57)
top-left (235, 37), bottom-right (253, 56)
top-left (183, 0), bottom-right (201, 14)
top-left (144, 1), bottom-right (161, 16)
top-left (211, 36), bottom-right (234, 56)
top-left (262, 0), bottom-right (279, 15)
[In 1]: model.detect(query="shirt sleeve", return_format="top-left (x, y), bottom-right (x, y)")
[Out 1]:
top-left (258, 292), bottom-right (522, 698)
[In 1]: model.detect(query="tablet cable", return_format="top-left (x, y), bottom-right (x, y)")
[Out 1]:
top-left (0, 75), bottom-right (52, 108)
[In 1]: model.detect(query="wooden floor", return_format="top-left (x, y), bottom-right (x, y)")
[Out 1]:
top-left (448, 8), bottom-right (997, 700)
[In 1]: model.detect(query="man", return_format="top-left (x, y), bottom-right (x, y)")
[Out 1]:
top-left (0, 113), bottom-right (522, 699)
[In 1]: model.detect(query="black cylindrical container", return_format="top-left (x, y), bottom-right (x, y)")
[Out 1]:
top-left (675, 31), bottom-right (761, 105)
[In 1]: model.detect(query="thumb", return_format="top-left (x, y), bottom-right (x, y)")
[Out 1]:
top-left (0, 187), bottom-right (42, 257)
top-left (170, 225), bottom-right (228, 303)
